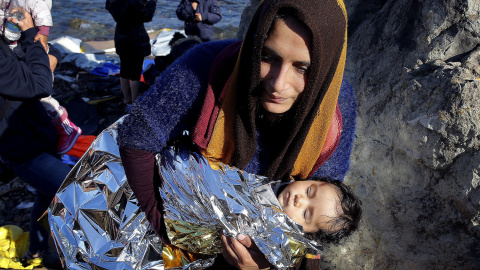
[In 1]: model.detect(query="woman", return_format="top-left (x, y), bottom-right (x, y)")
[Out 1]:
top-left (106, 0), bottom-right (156, 104)
top-left (118, 0), bottom-right (355, 268)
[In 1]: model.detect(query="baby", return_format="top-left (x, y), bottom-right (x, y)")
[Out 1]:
top-left (275, 178), bottom-right (362, 245)
top-left (158, 144), bottom-right (363, 268)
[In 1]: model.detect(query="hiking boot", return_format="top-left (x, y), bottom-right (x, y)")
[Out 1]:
top-left (54, 112), bottom-right (82, 155)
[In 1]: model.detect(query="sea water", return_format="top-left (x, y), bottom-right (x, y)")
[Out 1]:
top-left (50, 0), bottom-right (250, 41)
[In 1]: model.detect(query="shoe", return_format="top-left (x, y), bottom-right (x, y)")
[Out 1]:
top-left (22, 250), bottom-right (63, 269)
top-left (54, 112), bottom-right (82, 155)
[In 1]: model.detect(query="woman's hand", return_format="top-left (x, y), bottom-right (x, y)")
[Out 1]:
top-left (221, 234), bottom-right (273, 270)
top-left (7, 8), bottom-right (34, 32)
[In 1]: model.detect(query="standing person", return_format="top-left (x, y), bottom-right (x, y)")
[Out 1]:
top-left (106, 0), bottom-right (156, 104)
top-left (0, 9), bottom-right (69, 268)
top-left (1, 0), bottom-right (82, 154)
top-left (176, 0), bottom-right (221, 42)
top-left (118, 0), bottom-right (356, 268)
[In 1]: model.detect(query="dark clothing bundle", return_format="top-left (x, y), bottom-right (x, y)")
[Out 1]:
top-left (106, 0), bottom-right (156, 57)
top-left (176, 0), bottom-right (221, 41)
top-left (0, 28), bottom-right (61, 163)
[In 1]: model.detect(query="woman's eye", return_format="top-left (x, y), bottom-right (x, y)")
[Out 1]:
top-left (303, 209), bottom-right (307, 220)
top-left (295, 66), bottom-right (309, 75)
top-left (306, 186), bottom-right (310, 197)
top-left (261, 54), bottom-right (274, 63)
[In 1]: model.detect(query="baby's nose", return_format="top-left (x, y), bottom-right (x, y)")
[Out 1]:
top-left (293, 195), bottom-right (304, 207)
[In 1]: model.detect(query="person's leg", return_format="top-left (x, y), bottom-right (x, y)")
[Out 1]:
top-left (40, 96), bottom-right (63, 119)
top-left (119, 54), bottom-right (133, 104)
top-left (128, 55), bottom-right (145, 103)
top-left (40, 96), bottom-right (82, 154)
top-left (120, 77), bottom-right (132, 104)
top-left (130, 80), bottom-right (142, 102)
top-left (9, 153), bottom-right (71, 254)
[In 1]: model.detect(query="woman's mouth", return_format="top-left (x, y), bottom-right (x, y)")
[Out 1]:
top-left (263, 91), bottom-right (287, 103)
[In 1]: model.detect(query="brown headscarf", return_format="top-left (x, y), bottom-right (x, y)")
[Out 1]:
top-left (197, 0), bottom-right (348, 180)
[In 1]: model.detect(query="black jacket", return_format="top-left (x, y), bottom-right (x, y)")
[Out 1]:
top-left (106, 0), bottom-right (156, 57)
top-left (0, 28), bottom-right (61, 163)
top-left (176, 0), bottom-right (221, 41)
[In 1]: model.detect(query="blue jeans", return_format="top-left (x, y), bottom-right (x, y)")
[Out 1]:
top-left (4, 153), bottom-right (71, 254)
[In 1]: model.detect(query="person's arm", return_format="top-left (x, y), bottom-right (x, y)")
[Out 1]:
top-left (120, 146), bottom-right (167, 238)
top-left (0, 12), bottom-right (51, 99)
top-left (46, 42), bottom-right (62, 72)
top-left (202, 0), bottom-right (221, 24)
top-left (176, 0), bottom-right (195, 21)
top-left (29, 0), bottom-right (53, 51)
top-left (35, 26), bottom-right (50, 52)
top-left (117, 40), bottom-right (234, 234)
top-left (141, 0), bottom-right (156, 22)
top-left (311, 77), bottom-right (357, 181)
top-left (220, 235), bottom-right (273, 270)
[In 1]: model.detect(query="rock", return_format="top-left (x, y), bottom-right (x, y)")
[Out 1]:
top-left (323, 0), bottom-right (480, 268)
top-left (234, 0), bottom-right (480, 268)
top-left (69, 18), bottom-right (88, 29)
top-left (13, 215), bottom-right (23, 224)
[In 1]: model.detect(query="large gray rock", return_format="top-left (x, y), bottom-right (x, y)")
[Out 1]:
top-left (324, 0), bottom-right (480, 268)
top-left (234, 0), bottom-right (480, 268)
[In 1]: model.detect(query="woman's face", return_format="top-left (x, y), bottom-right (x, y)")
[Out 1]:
top-left (260, 16), bottom-right (312, 114)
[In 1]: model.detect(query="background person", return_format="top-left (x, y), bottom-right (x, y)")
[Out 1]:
top-left (0, 9), bottom-right (69, 268)
top-left (1, 0), bottom-right (82, 154)
top-left (106, 0), bottom-right (156, 104)
top-left (176, 0), bottom-right (221, 42)
top-left (119, 0), bottom-right (355, 268)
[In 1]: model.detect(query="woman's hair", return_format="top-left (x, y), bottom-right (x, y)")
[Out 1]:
top-left (304, 178), bottom-right (362, 245)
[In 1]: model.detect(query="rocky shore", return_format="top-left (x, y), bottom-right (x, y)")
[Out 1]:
top-left (2, 0), bottom-right (480, 268)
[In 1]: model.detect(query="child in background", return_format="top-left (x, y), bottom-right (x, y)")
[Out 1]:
top-left (1, 0), bottom-right (81, 154)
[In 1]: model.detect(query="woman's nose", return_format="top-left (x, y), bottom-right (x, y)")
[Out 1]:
top-left (270, 65), bottom-right (289, 92)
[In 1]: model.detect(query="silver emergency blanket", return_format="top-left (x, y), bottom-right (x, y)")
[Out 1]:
top-left (157, 146), bottom-right (322, 269)
top-left (48, 120), bottom-right (164, 270)
top-left (48, 120), bottom-right (321, 270)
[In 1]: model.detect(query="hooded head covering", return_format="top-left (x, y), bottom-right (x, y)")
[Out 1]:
top-left (195, 0), bottom-right (348, 180)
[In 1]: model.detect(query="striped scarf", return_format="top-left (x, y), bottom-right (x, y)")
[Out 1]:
top-left (193, 0), bottom-right (347, 180)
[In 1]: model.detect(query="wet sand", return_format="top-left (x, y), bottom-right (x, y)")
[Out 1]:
top-left (81, 30), bottom-right (163, 54)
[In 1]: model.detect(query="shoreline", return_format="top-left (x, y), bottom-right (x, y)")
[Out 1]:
top-left (77, 26), bottom-right (238, 54)
top-left (81, 29), bottom-right (164, 54)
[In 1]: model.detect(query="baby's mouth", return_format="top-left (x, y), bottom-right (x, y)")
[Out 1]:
top-left (285, 192), bottom-right (290, 206)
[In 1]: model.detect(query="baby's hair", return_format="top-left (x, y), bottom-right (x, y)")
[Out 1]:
top-left (304, 178), bottom-right (362, 244)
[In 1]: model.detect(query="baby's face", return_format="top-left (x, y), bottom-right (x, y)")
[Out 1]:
top-left (278, 180), bottom-right (340, 233)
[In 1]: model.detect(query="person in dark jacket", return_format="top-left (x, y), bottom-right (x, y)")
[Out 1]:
top-left (106, 0), bottom-right (156, 104)
top-left (0, 9), bottom-right (70, 266)
top-left (176, 0), bottom-right (221, 42)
